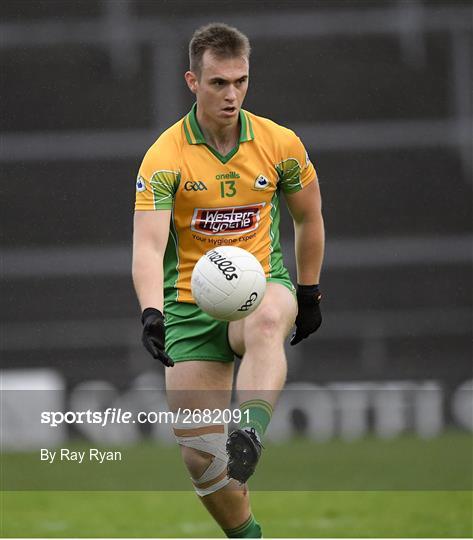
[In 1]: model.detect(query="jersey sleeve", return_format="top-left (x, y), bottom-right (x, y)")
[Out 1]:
top-left (134, 142), bottom-right (180, 211)
top-left (276, 132), bottom-right (316, 194)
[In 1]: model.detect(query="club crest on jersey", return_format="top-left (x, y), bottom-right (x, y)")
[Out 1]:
top-left (136, 175), bottom-right (146, 192)
top-left (253, 175), bottom-right (270, 190)
top-left (191, 203), bottom-right (266, 236)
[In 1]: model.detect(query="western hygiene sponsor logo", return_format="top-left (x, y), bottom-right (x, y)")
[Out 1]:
top-left (191, 203), bottom-right (265, 236)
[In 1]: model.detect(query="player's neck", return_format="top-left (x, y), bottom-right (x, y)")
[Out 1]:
top-left (197, 109), bottom-right (240, 155)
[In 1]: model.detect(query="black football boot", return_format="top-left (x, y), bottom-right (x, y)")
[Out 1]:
top-left (226, 427), bottom-right (263, 483)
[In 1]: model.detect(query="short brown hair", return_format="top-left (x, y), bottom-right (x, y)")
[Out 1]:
top-left (189, 23), bottom-right (251, 75)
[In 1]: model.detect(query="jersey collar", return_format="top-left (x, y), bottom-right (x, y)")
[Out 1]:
top-left (183, 103), bottom-right (255, 146)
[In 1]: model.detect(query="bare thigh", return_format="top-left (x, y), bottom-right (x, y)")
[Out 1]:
top-left (165, 360), bottom-right (234, 411)
top-left (166, 361), bottom-right (235, 478)
top-left (228, 282), bottom-right (297, 357)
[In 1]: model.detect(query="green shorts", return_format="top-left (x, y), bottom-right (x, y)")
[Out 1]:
top-left (164, 276), bottom-right (295, 363)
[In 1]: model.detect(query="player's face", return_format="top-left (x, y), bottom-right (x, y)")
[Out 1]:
top-left (187, 50), bottom-right (249, 127)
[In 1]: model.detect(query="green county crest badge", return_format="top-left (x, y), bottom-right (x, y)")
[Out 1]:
top-left (136, 175), bottom-right (146, 192)
top-left (253, 175), bottom-right (270, 190)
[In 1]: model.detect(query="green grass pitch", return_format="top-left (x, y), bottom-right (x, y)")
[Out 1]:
top-left (2, 490), bottom-right (472, 537)
top-left (1, 433), bottom-right (472, 537)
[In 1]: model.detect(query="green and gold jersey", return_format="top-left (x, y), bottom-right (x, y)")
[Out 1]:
top-left (135, 104), bottom-right (316, 304)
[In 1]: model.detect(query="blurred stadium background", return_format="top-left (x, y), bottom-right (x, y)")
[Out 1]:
top-left (1, 0), bottom-right (472, 537)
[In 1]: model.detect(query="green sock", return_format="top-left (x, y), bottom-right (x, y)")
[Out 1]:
top-left (223, 514), bottom-right (262, 538)
top-left (239, 399), bottom-right (273, 442)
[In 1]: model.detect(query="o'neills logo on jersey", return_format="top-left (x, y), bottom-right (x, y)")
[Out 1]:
top-left (191, 203), bottom-right (266, 236)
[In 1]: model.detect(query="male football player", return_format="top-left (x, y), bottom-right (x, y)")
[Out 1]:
top-left (133, 23), bottom-right (324, 538)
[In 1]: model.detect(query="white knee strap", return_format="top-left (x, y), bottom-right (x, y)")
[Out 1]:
top-left (173, 423), bottom-right (230, 497)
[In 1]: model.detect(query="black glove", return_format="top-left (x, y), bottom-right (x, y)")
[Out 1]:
top-left (290, 285), bottom-right (322, 346)
top-left (141, 308), bottom-right (174, 367)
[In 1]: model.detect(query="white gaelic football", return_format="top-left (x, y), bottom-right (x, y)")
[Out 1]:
top-left (191, 246), bottom-right (266, 321)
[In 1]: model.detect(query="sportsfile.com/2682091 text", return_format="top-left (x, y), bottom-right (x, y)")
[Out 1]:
top-left (40, 408), bottom-right (250, 428)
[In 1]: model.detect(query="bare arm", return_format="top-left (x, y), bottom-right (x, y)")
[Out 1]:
top-left (284, 177), bottom-right (325, 285)
top-left (132, 210), bottom-right (171, 312)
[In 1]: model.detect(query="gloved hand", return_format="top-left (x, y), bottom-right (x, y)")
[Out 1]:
top-left (141, 308), bottom-right (174, 367)
top-left (290, 285), bottom-right (322, 346)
